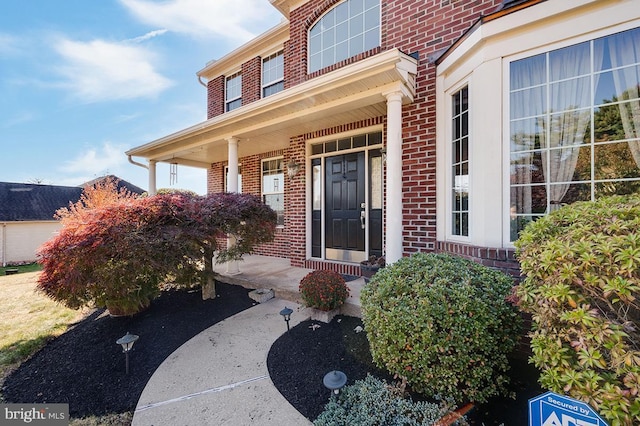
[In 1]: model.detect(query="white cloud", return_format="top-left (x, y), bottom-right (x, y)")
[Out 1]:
top-left (60, 142), bottom-right (128, 176)
top-left (127, 29), bottom-right (168, 43)
top-left (113, 113), bottom-right (142, 123)
top-left (53, 37), bottom-right (173, 103)
top-left (57, 143), bottom-right (206, 194)
top-left (119, 0), bottom-right (279, 43)
top-left (2, 111), bottom-right (36, 128)
top-left (0, 33), bottom-right (19, 54)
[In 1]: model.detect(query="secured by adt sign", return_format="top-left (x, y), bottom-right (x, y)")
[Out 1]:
top-left (529, 391), bottom-right (608, 426)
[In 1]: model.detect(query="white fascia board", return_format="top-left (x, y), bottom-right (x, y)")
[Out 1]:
top-left (128, 49), bottom-right (418, 158)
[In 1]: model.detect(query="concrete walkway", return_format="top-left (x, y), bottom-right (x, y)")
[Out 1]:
top-left (132, 255), bottom-right (364, 425)
top-left (132, 298), bottom-right (312, 426)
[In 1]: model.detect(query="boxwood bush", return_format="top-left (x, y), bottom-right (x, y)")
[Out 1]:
top-left (314, 375), bottom-right (460, 426)
top-left (361, 253), bottom-right (521, 404)
top-left (515, 195), bottom-right (640, 424)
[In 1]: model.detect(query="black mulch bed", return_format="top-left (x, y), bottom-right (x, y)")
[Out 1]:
top-left (4, 284), bottom-right (543, 425)
top-left (2, 282), bottom-right (255, 418)
top-left (268, 315), bottom-right (544, 425)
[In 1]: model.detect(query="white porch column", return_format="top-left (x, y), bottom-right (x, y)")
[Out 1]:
top-left (226, 137), bottom-right (240, 274)
top-left (227, 137), bottom-right (239, 193)
top-left (148, 160), bottom-right (157, 196)
top-left (384, 91), bottom-right (404, 264)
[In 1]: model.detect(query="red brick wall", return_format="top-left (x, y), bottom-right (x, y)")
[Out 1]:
top-left (207, 150), bottom-right (291, 259)
top-left (281, 0), bottom-right (502, 259)
top-left (242, 57), bottom-right (262, 104)
top-left (436, 241), bottom-right (521, 279)
top-left (207, 163), bottom-right (225, 193)
top-left (382, 0), bottom-right (501, 257)
top-left (207, 76), bottom-right (225, 119)
top-left (205, 0), bottom-right (507, 267)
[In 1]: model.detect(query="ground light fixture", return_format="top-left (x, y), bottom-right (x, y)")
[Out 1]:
top-left (116, 332), bottom-right (139, 374)
top-left (323, 370), bottom-right (347, 394)
top-left (279, 306), bottom-right (293, 332)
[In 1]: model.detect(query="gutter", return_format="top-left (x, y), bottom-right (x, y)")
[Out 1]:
top-left (128, 155), bottom-right (148, 170)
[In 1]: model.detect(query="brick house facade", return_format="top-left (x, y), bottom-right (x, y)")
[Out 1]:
top-left (127, 0), bottom-right (640, 278)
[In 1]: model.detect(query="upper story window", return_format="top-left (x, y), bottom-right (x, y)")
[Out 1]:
top-left (509, 26), bottom-right (640, 240)
top-left (225, 72), bottom-right (242, 112)
top-left (262, 51), bottom-right (284, 97)
top-left (308, 0), bottom-right (381, 73)
top-left (262, 158), bottom-right (284, 226)
top-left (452, 87), bottom-right (469, 237)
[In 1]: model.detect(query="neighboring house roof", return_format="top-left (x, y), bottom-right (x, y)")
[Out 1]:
top-left (81, 175), bottom-right (145, 195)
top-left (0, 183), bottom-right (83, 221)
top-left (0, 176), bottom-right (145, 222)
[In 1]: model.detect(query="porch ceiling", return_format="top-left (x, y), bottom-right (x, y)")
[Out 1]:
top-left (126, 49), bottom-right (418, 168)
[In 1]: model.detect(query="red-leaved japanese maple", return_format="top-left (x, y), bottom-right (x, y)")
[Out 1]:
top-left (38, 189), bottom-right (276, 315)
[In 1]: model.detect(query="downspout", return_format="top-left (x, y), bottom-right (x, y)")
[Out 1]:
top-left (198, 75), bottom-right (207, 88)
top-left (128, 155), bottom-right (156, 196)
top-left (1, 222), bottom-right (6, 267)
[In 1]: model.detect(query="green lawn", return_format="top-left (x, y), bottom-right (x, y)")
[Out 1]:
top-left (0, 263), bottom-right (42, 275)
top-left (0, 270), bottom-right (81, 382)
top-left (0, 271), bottom-right (134, 425)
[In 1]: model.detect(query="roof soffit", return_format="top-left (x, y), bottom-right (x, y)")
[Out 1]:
top-left (128, 49), bottom-right (418, 165)
top-left (269, 0), bottom-right (307, 19)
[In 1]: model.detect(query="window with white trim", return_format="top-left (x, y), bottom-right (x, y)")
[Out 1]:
top-left (509, 26), bottom-right (640, 240)
top-left (452, 87), bottom-right (469, 237)
top-left (224, 165), bottom-right (242, 193)
top-left (308, 0), bottom-right (380, 73)
top-left (262, 51), bottom-right (284, 97)
top-left (262, 158), bottom-right (284, 226)
top-left (225, 72), bottom-right (242, 112)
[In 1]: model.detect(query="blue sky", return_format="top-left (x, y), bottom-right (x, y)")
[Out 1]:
top-left (0, 0), bottom-right (283, 194)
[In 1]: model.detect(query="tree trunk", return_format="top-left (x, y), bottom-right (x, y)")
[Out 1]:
top-left (201, 248), bottom-right (216, 300)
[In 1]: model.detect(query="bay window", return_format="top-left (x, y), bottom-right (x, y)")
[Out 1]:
top-left (452, 87), bottom-right (469, 237)
top-left (509, 27), bottom-right (640, 240)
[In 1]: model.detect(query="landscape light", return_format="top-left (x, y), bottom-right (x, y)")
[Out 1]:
top-left (279, 306), bottom-right (293, 332)
top-left (116, 332), bottom-right (139, 374)
top-left (323, 370), bottom-right (347, 394)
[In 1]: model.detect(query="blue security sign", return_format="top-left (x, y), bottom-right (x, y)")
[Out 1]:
top-left (529, 391), bottom-right (608, 426)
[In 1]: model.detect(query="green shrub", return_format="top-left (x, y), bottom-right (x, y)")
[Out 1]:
top-left (314, 375), bottom-right (462, 426)
top-left (515, 195), bottom-right (640, 424)
top-left (299, 270), bottom-right (349, 311)
top-left (361, 253), bottom-right (521, 404)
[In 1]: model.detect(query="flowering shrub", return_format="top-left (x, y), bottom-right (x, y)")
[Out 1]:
top-left (299, 270), bottom-right (349, 311)
top-left (515, 195), bottom-right (640, 424)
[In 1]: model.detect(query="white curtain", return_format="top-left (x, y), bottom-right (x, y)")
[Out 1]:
top-left (607, 30), bottom-right (640, 166)
top-left (542, 46), bottom-right (591, 211)
top-left (511, 56), bottom-right (546, 216)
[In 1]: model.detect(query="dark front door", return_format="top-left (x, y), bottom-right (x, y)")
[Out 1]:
top-left (325, 152), bottom-right (366, 262)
